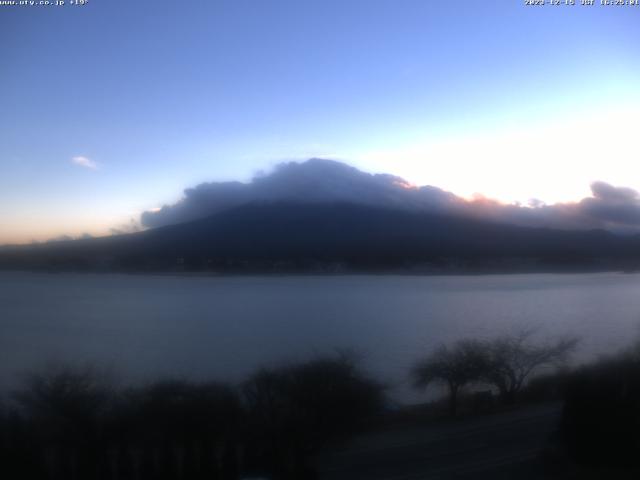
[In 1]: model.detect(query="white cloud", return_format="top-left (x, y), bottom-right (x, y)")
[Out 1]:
top-left (356, 103), bottom-right (640, 205)
top-left (71, 156), bottom-right (98, 170)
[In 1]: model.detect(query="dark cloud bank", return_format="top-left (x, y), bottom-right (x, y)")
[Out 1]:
top-left (141, 159), bottom-right (640, 234)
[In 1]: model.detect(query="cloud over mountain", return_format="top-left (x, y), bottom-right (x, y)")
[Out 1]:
top-left (140, 159), bottom-right (640, 234)
top-left (141, 159), bottom-right (460, 228)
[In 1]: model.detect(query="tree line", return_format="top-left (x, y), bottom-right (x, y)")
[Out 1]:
top-left (9, 329), bottom-right (639, 479)
top-left (0, 354), bottom-right (384, 480)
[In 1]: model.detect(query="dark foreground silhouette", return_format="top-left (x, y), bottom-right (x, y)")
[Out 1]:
top-left (317, 340), bottom-right (640, 479)
top-left (3, 339), bottom-right (640, 479)
top-left (0, 356), bottom-right (384, 480)
top-left (559, 347), bottom-right (640, 474)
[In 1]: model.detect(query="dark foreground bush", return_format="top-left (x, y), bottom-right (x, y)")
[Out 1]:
top-left (242, 355), bottom-right (386, 478)
top-left (0, 355), bottom-right (385, 480)
top-left (560, 353), bottom-right (640, 468)
top-left (106, 380), bottom-right (243, 480)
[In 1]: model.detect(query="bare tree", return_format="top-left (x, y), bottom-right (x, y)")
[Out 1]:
top-left (411, 340), bottom-right (487, 416)
top-left (483, 330), bottom-right (578, 404)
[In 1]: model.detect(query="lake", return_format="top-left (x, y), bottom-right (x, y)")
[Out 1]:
top-left (1, 271), bottom-right (639, 402)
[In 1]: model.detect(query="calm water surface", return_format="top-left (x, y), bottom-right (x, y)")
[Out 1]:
top-left (2, 272), bottom-right (640, 401)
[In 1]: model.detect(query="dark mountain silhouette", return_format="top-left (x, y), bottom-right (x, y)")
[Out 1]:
top-left (2, 202), bottom-right (640, 273)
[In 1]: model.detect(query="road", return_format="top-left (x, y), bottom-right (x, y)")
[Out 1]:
top-left (316, 403), bottom-right (562, 480)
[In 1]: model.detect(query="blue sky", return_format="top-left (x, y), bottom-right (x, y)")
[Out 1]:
top-left (2, 0), bottom-right (640, 243)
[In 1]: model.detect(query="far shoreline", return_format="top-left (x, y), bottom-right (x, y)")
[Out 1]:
top-left (0, 265), bottom-right (636, 279)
